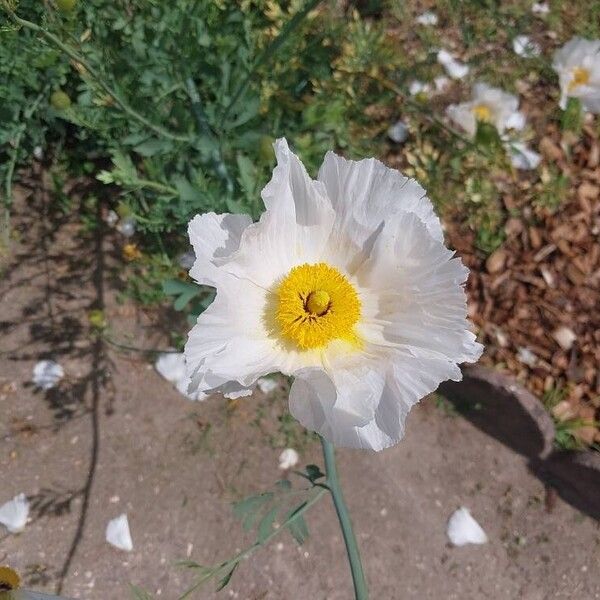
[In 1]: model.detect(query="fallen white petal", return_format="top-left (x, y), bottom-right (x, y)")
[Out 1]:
top-left (434, 76), bottom-right (450, 92)
top-left (416, 11), bottom-right (438, 26)
top-left (278, 448), bottom-right (300, 470)
top-left (507, 142), bottom-right (541, 170)
top-left (257, 377), bottom-right (279, 394)
top-left (409, 80), bottom-right (431, 96)
top-left (513, 35), bottom-right (541, 58)
top-left (106, 514), bottom-right (133, 552)
top-left (387, 120), bottom-right (409, 143)
top-left (0, 493), bottom-right (29, 533)
top-left (105, 210), bottom-right (119, 227)
top-left (517, 346), bottom-right (538, 367)
top-left (32, 360), bottom-right (64, 390)
top-left (552, 326), bottom-right (577, 351)
top-left (447, 507), bottom-right (488, 546)
top-left (437, 50), bottom-right (469, 80)
top-left (532, 2), bottom-right (549, 15)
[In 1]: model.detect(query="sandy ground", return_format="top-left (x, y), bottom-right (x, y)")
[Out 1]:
top-left (1, 183), bottom-right (599, 600)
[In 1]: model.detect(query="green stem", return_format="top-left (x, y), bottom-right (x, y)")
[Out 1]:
top-left (320, 436), bottom-right (368, 600)
top-left (1, 5), bottom-right (191, 143)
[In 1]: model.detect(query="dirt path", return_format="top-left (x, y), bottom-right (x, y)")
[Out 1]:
top-left (1, 181), bottom-right (599, 600)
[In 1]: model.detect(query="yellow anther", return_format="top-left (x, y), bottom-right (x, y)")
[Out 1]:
top-left (472, 104), bottom-right (492, 122)
top-left (568, 67), bottom-right (590, 92)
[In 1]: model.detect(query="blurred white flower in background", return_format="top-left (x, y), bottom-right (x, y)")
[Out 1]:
top-left (409, 80), bottom-right (431, 96)
top-left (106, 514), bottom-right (133, 552)
top-left (32, 360), bottom-right (64, 390)
top-left (416, 11), bottom-right (438, 26)
top-left (0, 493), bottom-right (29, 533)
top-left (506, 141), bottom-right (542, 170)
top-left (512, 35), bottom-right (541, 58)
top-left (105, 210), bottom-right (119, 227)
top-left (434, 75), bottom-right (451, 92)
top-left (532, 2), bottom-right (549, 15)
top-left (117, 216), bottom-right (136, 237)
top-left (446, 83), bottom-right (526, 138)
top-left (437, 49), bottom-right (470, 80)
top-left (184, 139), bottom-right (482, 450)
top-left (447, 507), bottom-right (488, 546)
top-left (553, 37), bottom-right (600, 112)
top-left (387, 120), bottom-right (409, 144)
top-left (278, 448), bottom-right (300, 470)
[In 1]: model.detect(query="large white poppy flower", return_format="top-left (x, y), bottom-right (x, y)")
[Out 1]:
top-left (446, 83), bottom-right (526, 139)
top-left (552, 37), bottom-right (600, 112)
top-left (184, 139), bottom-right (482, 450)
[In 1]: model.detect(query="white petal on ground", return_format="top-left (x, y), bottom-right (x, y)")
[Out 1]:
top-left (184, 138), bottom-right (483, 450)
top-left (447, 507), bottom-right (488, 546)
top-left (105, 514), bottom-right (133, 552)
top-left (278, 448), bottom-right (299, 470)
top-left (517, 346), bottom-right (538, 367)
top-left (506, 142), bottom-right (542, 170)
top-left (32, 360), bottom-right (64, 390)
top-left (437, 50), bottom-right (470, 80)
top-left (416, 11), bottom-right (438, 26)
top-left (552, 37), bottom-right (600, 112)
top-left (117, 216), bottom-right (136, 237)
top-left (513, 35), bottom-right (541, 58)
top-left (257, 377), bottom-right (279, 394)
top-left (33, 146), bottom-right (44, 160)
top-left (105, 210), bottom-right (118, 227)
top-left (552, 326), bottom-right (577, 351)
top-left (434, 76), bottom-right (450, 92)
top-left (409, 80), bottom-right (431, 96)
top-left (532, 2), bottom-right (549, 15)
top-left (387, 120), bottom-right (409, 143)
top-left (0, 493), bottom-right (29, 533)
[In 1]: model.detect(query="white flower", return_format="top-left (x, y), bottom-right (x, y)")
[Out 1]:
top-left (513, 35), bottom-right (541, 58)
top-left (387, 120), bottom-right (409, 144)
top-left (416, 11), bottom-right (438, 26)
top-left (278, 448), bottom-right (300, 470)
top-left (32, 360), bottom-right (64, 390)
top-left (437, 50), bottom-right (470, 80)
top-left (106, 514), bottom-right (133, 552)
top-left (532, 2), bottom-right (549, 15)
top-left (184, 139), bottom-right (482, 450)
top-left (446, 83), bottom-right (526, 139)
top-left (117, 216), bottom-right (136, 237)
top-left (506, 141), bottom-right (541, 170)
top-left (0, 493), bottom-right (29, 533)
top-left (408, 80), bottom-right (431, 96)
top-left (447, 507), bottom-right (488, 546)
top-left (552, 37), bottom-right (600, 112)
top-left (257, 377), bottom-right (279, 394)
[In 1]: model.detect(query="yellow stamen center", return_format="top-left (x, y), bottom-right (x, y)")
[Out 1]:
top-left (276, 262), bottom-right (361, 350)
top-left (568, 67), bottom-right (590, 92)
top-left (472, 104), bottom-right (492, 122)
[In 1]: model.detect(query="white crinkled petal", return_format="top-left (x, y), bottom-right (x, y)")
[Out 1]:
top-left (278, 448), bottom-right (299, 470)
top-left (506, 142), bottom-right (541, 170)
top-left (447, 102), bottom-right (477, 138)
top-left (317, 151), bottom-right (443, 277)
top-left (0, 493), bottom-right (29, 533)
top-left (188, 212), bottom-right (252, 286)
top-left (32, 360), bottom-right (64, 390)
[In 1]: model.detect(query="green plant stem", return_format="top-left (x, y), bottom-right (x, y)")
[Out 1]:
top-left (221, 0), bottom-right (321, 123)
top-left (1, 5), bottom-right (191, 143)
top-left (320, 436), bottom-right (368, 600)
top-left (180, 487), bottom-right (328, 600)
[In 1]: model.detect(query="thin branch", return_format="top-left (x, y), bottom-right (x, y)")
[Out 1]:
top-left (1, 5), bottom-right (192, 143)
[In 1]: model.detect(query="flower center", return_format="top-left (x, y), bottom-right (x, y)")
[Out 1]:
top-left (472, 104), bottom-right (492, 122)
top-left (568, 66), bottom-right (590, 92)
top-left (276, 262), bottom-right (361, 350)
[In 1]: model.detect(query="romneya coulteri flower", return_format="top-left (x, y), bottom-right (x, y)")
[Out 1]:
top-left (446, 83), bottom-right (526, 139)
top-left (184, 139), bottom-right (482, 450)
top-left (552, 37), bottom-right (600, 113)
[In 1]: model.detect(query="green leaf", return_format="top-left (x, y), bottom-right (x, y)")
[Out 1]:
top-left (561, 97), bottom-right (583, 134)
top-left (232, 492), bottom-right (274, 531)
top-left (216, 563), bottom-right (238, 591)
top-left (257, 505), bottom-right (279, 543)
top-left (284, 501), bottom-right (310, 545)
top-left (305, 464), bottom-right (325, 483)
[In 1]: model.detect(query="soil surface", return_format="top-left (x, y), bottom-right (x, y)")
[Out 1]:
top-left (1, 180), bottom-right (600, 600)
